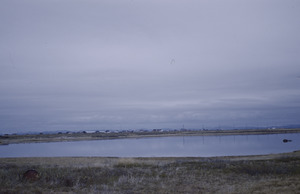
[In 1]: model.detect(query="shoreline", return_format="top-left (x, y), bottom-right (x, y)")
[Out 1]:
top-left (1, 150), bottom-right (300, 165)
top-left (1, 128), bottom-right (300, 145)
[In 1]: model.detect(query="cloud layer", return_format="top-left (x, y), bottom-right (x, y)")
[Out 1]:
top-left (1, 0), bottom-right (300, 133)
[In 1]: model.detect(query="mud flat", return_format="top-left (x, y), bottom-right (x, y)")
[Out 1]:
top-left (1, 128), bottom-right (300, 145)
top-left (1, 151), bottom-right (300, 193)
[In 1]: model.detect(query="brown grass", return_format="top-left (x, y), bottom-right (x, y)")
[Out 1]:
top-left (1, 152), bottom-right (300, 193)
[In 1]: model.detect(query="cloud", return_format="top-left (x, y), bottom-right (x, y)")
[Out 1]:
top-left (1, 0), bottom-right (300, 133)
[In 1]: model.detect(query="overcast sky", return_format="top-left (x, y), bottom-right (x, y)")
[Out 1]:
top-left (1, 0), bottom-right (300, 133)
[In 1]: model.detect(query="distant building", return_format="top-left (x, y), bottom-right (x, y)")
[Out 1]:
top-left (84, 130), bottom-right (96, 134)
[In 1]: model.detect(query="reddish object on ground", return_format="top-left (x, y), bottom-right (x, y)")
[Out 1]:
top-left (23, 169), bottom-right (39, 181)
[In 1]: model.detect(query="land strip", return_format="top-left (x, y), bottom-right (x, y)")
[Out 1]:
top-left (1, 128), bottom-right (300, 145)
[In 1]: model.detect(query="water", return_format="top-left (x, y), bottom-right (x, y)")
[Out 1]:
top-left (0, 133), bottom-right (299, 157)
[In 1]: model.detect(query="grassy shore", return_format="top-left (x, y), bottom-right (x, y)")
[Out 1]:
top-left (1, 151), bottom-right (300, 193)
top-left (1, 128), bottom-right (300, 145)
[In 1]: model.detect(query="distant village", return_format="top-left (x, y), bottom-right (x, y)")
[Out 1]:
top-left (52, 128), bottom-right (195, 135)
top-left (2, 127), bottom-right (208, 136)
top-left (3, 125), bottom-right (297, 137)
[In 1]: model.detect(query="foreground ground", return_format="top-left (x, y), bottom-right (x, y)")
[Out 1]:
top-left (1, 151), bottom-right (300, 193)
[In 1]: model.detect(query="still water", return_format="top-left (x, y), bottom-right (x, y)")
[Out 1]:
top-left (1, 133), bottom-right (300, 157)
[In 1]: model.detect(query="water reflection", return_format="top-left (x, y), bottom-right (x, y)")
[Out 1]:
top-left (0, 133), bottom-right (300, 157)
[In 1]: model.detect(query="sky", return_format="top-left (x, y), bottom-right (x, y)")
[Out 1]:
top-left (1, 0), bottom-right (300, 133)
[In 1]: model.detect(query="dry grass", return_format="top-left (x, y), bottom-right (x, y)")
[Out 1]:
top-left (1, 154), bottom-right (300, 193)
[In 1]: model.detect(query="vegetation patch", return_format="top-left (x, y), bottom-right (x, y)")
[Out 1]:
top-left (1, 156), bottom-right (300, 193)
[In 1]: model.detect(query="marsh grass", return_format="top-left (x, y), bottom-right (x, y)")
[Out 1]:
top-left (1, 156), bottom-right (300, 193)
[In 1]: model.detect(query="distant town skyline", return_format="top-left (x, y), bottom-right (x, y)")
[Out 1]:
top-left (1, 0), bottom-right (300, 134)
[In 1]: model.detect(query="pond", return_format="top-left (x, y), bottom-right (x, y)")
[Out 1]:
top-left (0, 133), bottom-right (300, 157)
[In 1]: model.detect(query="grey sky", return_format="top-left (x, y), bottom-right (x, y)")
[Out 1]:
top-left (1, 0), bottom-right (300, 133)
